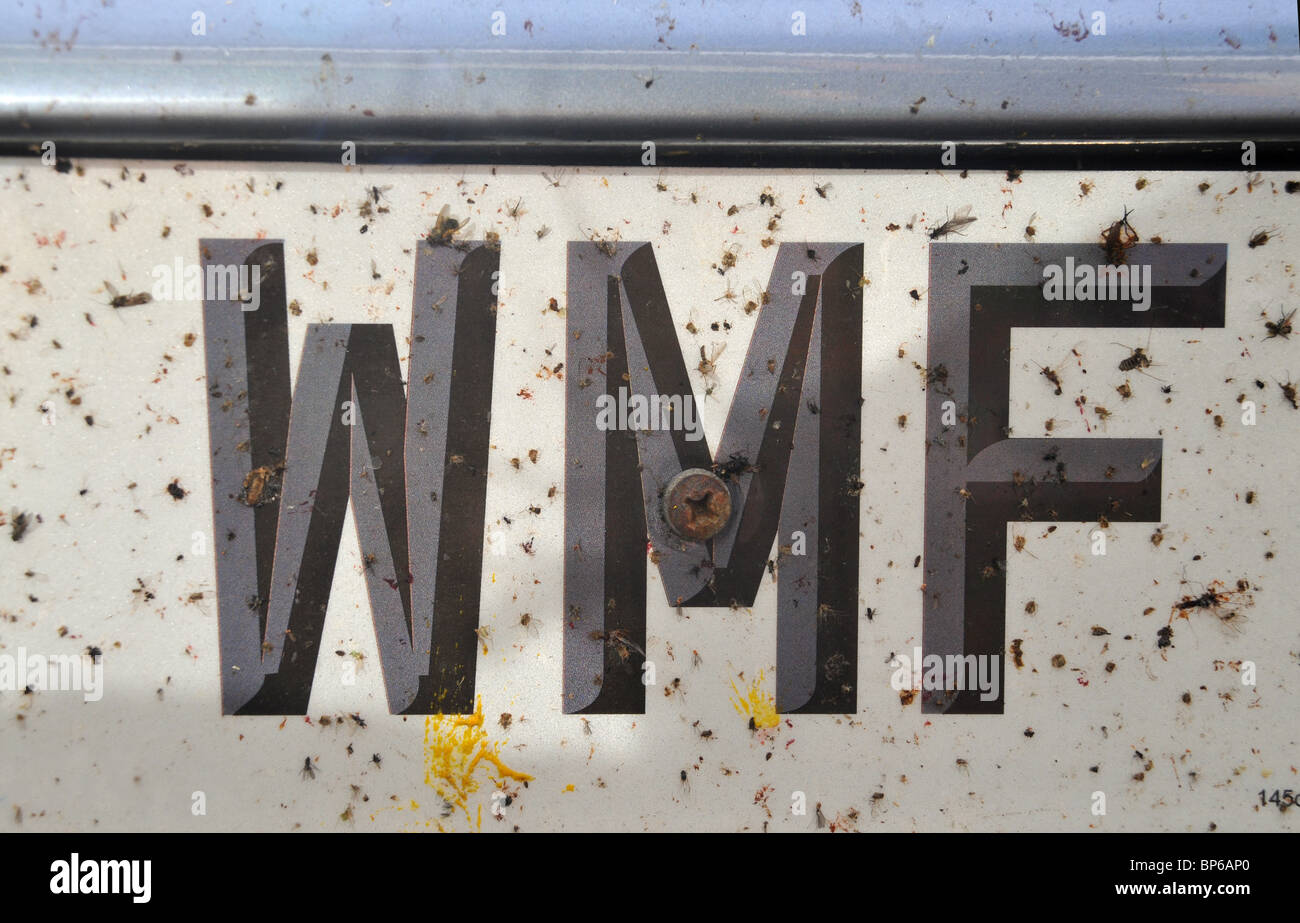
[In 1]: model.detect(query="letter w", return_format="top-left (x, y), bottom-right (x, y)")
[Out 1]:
top-left (565, 242), bottom-right (864, 715)
top-left (201, 239), bottom-right (497, 715)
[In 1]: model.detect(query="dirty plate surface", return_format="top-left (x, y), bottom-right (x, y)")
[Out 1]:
top-left (0, 161), bottom-right (1296, 831)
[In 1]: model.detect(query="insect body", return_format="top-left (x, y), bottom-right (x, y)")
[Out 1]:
top-left (1118, 347), bottom-right (1151, 372)
top-left (928, 205), bottom-right (977, 240)
top-left (1100, 207), bottom-right (1139, 265)
top-left (1265, 308), bottom-right (1295, 340)
top-left (104, 280), bottom-right (152, 309)
top-left (1248, 227), bottom-right (1278, 249)
top-left (1114, 331), bottom-right (1158, 377)
top-left (1038, 363), bottom-right (1064, 395)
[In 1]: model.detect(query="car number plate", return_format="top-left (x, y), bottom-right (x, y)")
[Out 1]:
top-left (2, 160), bottom-right (1296, 832)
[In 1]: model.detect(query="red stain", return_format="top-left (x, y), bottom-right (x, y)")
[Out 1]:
top-left (517, 387), bottom-right (534, 400)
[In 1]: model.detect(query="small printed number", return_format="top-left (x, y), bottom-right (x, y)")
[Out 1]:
top-left (1258, 789), bottom-right (1295, 809)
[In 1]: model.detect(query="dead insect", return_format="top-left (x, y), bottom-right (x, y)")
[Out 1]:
top-left (1280, 378), bottom-right (1299, 410)
top-left (371, 753), bottom-right (382, 768)
top-left (584, 226), bottom-right (620, 257)
top-left (1100, 207), bottom-right (1139, 265)
top-left (504, 198), bottom-right (527, 220)
top-left (711, 452), bottom-right (753, 480)
top-left (300, 757), bottom-right (318, 780)
top-left (814, 182), bottom-right (831, 199)
top-left (1023, 212), bottom-right (1038, 242)
top-left (1248, 227), bottom-right (1278, 249)
top-left (759, 190), bottom-right (776, 207)
top-left (1115, 334), bottom-right (1153, 373)
top-left (1115, 380), bottom-right (1133, 401)
top-left (427, 204), bottom-right (469, 246)
top-left (104, 280), bottom-right (152, 309)
top-left (1264, 308), bottom-right (1295, 340)
top-left (540, 170), bottom-right (566, 188)
top-left (928, 205), bottom-right (977, 240)
top-left (1036, 361), bottom-right (1064, 395)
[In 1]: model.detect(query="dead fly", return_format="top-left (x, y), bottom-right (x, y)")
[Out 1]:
top-left (504, 198), bottom-right (527, 221)
top-left (654, 174), bottom-right (669, 192)
top-left (104, 280), bottom-right (152, 309)
top-left (1100, 207), bottom-right (1139, 265)
top-left (1248, 227), bottom-right (1278, 249)
top-left (928, 205), bottom-right (977, 240)
top-left (1115, 331), bottom-right (1159, 378)
top-left (300, 756), bottom-right (318, 780)
top-left (715, 244), bottom-right (740, 275)
top-left (1172, 578), bottom-right (1253, 633)
top-left (371, 753), bottom-right (382, 768)
top-left (697, 342), bottom-right (727, 395)
top-left (591, 628), bottom-right (646, 664)
top-left (1035, 360), bottom-right (1064, 395)
top-left (1023, 212), bottom-right (1038, 242)
top-left (540, 170), bottom-right (566, 188)
top-left (1115, 380), bottom-right (1133, 401)
top-left (814, 182), bottom-right (832, 199)
top-left (427, 204), bottom-right (470, 246)
top-left (583, 226), bottom-right (620, 257)
top-left (1264, 308), bottom-right (1295, 340)
top-left (1279, 378), bottom-right (1299, 409)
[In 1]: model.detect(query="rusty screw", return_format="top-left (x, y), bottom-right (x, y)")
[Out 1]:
top-left (663, 468), bottom-right (733, 542)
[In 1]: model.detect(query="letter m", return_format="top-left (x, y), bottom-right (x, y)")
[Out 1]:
top-left (201, 239), bottom-right (498, 715)
top-left (565, 241), bottom-right (864, 714)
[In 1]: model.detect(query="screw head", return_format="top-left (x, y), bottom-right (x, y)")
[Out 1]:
top-left (663, 468), bottom-right (733, 542)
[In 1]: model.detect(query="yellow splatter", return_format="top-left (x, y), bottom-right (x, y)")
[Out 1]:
top-left (729, 670), bottom-right (780, 728)
top-left (424, 696), bottom-right (533, 826)
top-left (563, 783), bottom-right (575, 792)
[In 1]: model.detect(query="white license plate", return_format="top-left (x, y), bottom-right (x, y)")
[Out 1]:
top-left (2, 161), bottom-right (1295, 831)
